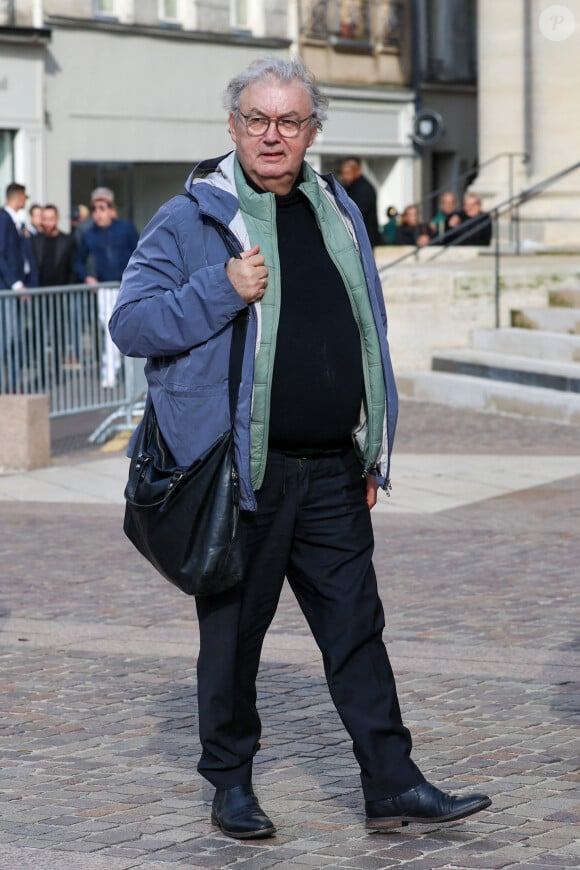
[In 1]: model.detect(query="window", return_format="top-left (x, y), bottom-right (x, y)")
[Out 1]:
top-left (231, 0), bottom-right (249, 30)
top-left (302, 1), bottom-right (371, 44)
top-left (94, 0), bottom-right (116, 15)
top-left (230, 0), bottom-right (264, 35)
top-left (93, 1), bottom-right (134, 24)
top-left (424, 0), bottom-right (477, 83)
top-left (159, 0), bottom-right (180, 22)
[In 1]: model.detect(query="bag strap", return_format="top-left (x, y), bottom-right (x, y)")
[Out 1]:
top-left (215, 223), bottom-right (248, 424)
top-left (180, 191), bottom-right (248, 423)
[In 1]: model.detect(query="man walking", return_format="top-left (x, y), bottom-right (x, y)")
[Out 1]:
top-left (110, 57), bottom-right (491, 839)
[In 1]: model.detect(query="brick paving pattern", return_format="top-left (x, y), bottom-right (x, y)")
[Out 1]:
top-left (1, 400), bottom-right (579, 869)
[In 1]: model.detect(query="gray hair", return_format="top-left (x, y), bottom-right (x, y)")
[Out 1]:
top-left (224, 56), bottom-right (328, 131)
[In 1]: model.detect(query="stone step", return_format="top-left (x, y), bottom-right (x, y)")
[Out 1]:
top-left (510, 306), bottom-right (580, 333)
top-left (549, 288), bottom-right (580, 308)
top-left (432, 349), bottom-right (580, 393)
top-left (397, 371), bottom-right (580, 424)
top-left (472, 327), bottom-right (580, 361)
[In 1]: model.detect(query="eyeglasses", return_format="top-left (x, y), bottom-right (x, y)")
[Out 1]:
top-left (91, 203), bottom-right (111, 212)
top-left (239, 112), bottom-right (314, 138)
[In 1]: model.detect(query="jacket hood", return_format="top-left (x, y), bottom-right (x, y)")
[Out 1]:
top-left (183, 152), bottom-right (240, 226)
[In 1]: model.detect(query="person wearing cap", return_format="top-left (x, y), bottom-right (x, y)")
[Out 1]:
top-left (74, 188), bottom-right (138, 284)
top-left (74, 188), bottom-right (139, 388)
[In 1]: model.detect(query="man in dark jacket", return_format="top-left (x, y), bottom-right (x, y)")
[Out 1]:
top-left (32, 204), bottom-right (77, 385)
top-left (0, 182), bottom-right (38, 291)
top-left (33, 204), bottom-right (76, 287)
top-left (340, 156), bottom-right (381, 247)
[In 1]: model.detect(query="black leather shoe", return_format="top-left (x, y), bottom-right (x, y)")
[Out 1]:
top-left (365, 781), bottom-right (492, 829)
top-left (211, 784), bottom-right (276, 839)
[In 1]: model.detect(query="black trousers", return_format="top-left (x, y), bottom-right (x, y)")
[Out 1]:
top-left (195, 448), bottom-right (425, 800)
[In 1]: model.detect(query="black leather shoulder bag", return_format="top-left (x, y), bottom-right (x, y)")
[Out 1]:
top-left (123, 221), bottom-right (247, 596)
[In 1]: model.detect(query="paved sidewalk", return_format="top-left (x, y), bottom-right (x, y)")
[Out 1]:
top-left (1, 400), bottom-right (579, 869)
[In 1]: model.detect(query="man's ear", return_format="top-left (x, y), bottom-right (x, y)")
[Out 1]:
top-left (228, 114), bottom-right (237, 143)
top-left (306, 125), bottom-right (318, 150)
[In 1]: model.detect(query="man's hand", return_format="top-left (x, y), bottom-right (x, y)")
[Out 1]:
top-left (226, 244), bottom-right (268, 304)
top-left (365, 473), bottom-right (379, 510)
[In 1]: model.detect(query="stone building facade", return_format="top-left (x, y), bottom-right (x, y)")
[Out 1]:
top-left (1, 1), bottom-right (481, 235)
top-left (474, 0), bottom-right (580, 246)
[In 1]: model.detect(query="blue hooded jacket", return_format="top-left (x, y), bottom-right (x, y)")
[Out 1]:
top-left (109, 153), bottom-right (398, 511)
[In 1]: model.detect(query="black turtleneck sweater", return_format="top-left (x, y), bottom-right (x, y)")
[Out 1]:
top-left (266, 184), bottom-right (364, 453)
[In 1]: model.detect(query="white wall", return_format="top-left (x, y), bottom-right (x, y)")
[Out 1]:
top-left (43, 26), bottom-right (288, 222)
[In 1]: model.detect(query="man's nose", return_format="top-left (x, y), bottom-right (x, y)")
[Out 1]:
top-left (262, 120), bottom-right (281, 141)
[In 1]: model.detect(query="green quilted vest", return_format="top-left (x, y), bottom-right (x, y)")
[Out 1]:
top-left (234, 158), bottom-right (385, 490)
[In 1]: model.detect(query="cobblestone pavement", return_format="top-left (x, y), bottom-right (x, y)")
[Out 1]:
top-left (1, 401), bottom-right (579, 869)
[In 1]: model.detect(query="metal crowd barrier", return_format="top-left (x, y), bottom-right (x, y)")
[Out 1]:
top-left (0, 283), bottom-right (146, 438)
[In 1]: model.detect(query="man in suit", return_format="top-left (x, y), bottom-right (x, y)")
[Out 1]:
top-left (0, 182), bottom-right (34, 291)
top-left (0, 182), bottom-right (38, 391)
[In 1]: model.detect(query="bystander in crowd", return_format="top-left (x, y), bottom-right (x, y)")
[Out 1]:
top-left (32, 204), bottom-right (78, 386)
top-left (0, 182), bottom-right (38, 391)
top-left (381, 205), bottom-right (399, 245)
top-left (446, 193), bottom-right (492, 246)
top-left (340, 156), bottom-right (381, 247)
top-left (430, 191), bottom-right (457, 238)
top-left (74, 187), bottom-right (139, 388)
top-left (395, 204), bottom-right (435, 246)
top-left (27, 203), bottom-right (44, 236)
